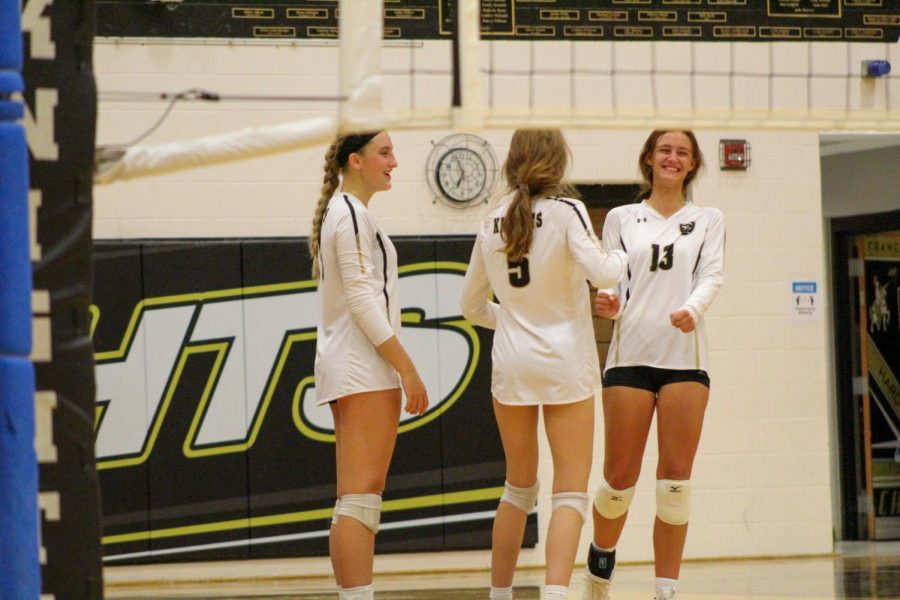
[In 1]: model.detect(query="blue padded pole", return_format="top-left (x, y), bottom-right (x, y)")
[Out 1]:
top-left (0, 357), bottom-right (39, 599)
top-left (0, 0), bottom-right (39, 597)
top-left (0, 0), bottom-right (21, 71)
top-left (0, 120), bottom-right (30, 356)
top-left (0, 0), bottom-right (28, 359)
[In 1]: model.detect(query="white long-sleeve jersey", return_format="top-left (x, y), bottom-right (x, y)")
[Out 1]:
top-left (602, 201), bottom-right (725, 372)
top-left (314, 192), bottom-right (400, 404)
top-left (461, 196), bottom-right (628, 405)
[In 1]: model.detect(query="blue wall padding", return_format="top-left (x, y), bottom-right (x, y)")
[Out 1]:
top-left (0, 70), bottom-right (23, 94)
top-left (0, 4), bottom-right (38, 596)
top-left (0, 122), bottom-right (32, 357)
top-left (0, 356), bottom-right (39, 599)
top-left (0, 97), bottom-right (24, 120)
top-left (0, 0), bottom-right (22, 72)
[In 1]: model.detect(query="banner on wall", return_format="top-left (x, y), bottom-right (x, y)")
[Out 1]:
top-left (92, 238), bottom-right (536, 563)
top-left (863, 234), bottom-right (900, 540)
top-left (93, 0), bottom-right (900, 43)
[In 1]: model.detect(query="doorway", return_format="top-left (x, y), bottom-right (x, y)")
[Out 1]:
top-left (831, 211), bottom-right (900, 540)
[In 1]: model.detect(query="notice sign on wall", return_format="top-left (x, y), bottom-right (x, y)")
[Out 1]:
top-left (792, 280), bottom-right (819, 321)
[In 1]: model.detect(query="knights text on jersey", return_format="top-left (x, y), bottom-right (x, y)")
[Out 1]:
top-left (314, 192), bottom-right (401, 404)
top-left (461, 197), bottom-right (627, 405)
top-left (602, 201), bottom-right (725, 372)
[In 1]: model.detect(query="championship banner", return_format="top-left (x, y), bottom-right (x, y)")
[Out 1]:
top-left (94, 0), bottom-right (900, 43)
top-left (93, 238), bottom-right (537, 563)
top-left (22, 0), bottom-right (106, 596)
top-left (863, 234), bottom-right (900, 540)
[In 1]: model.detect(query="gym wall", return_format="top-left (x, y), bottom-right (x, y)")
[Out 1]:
top-left (92, 39), bottom-right (836, 571)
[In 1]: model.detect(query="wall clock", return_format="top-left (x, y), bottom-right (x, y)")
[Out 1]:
top-left (426, 133), bottom-right (499, 208)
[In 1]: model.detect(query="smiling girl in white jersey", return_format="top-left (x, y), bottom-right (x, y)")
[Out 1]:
top-left (461, 129), bottom-right (627, 600)
top-left (309, 131), bottom-right (429, 600)
top-left (584, 131), bottom-right (725, 600)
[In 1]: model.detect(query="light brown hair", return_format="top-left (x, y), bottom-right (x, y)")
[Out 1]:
top-left (636, 129), bottom-right (704, 200)
top-left (501, 129), bottom-right (577, 262)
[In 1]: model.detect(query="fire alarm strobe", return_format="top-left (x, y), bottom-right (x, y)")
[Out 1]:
top-left (719, 139), bottom-right (750, 170)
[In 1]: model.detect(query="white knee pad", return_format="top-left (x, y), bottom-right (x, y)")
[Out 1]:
top-left (500, 479), bottom-right (540, 514)
top-left (336, 493), bottom-right (382, 534)
top-left (593, 479), bottom-right (635, 520)
top-left (656, 479), bottom-right (692, 526)
top-left (551, 492), bottom-right (590, 524)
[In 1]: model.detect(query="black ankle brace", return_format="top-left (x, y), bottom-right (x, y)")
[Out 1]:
top-left (587, 543), bottom-right (616, 580)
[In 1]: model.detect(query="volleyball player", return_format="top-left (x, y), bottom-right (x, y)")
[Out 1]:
top-left (584, 130), bottom-right (725, 600)
top-left (309, 131), bottom-right (429, 600)
top-left (460, 129), bottom-right (628, 600)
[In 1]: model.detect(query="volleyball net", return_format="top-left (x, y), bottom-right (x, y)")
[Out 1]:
top-left (94, 0), bottom-right (899, 185)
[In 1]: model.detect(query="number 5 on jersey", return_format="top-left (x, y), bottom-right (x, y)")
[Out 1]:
top-left (508, 257), bottom-right (531, 287)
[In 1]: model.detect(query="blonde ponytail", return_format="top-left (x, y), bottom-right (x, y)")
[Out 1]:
top-left (309, 138), bottom-right (342, 279)
top-left (501, 187), bottom-right (534, 263)
top-left (501, 129), bottom-right (576, 262)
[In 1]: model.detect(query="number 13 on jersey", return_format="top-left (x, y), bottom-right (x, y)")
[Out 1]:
top-left (650, 243), bottom-right (674, 272)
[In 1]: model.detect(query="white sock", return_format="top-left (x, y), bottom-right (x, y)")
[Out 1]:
top-left (490, 586), bottom-right (513, 600)
top-left (339, 584), bottom-right (374, 600)
top-left (655, 577), bottom-right (678, 599)
top-left (544, 584), bottom-right (568, 599)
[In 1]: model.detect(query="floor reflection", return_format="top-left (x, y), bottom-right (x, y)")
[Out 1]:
top-left (106, 542), bottom-right (900, 599)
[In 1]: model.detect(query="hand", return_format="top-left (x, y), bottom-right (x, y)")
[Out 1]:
top-left (595, 291), bottom-right (620, 319)
top-left (670, 309), bottom-right (695, 333)
top-left (401, 370), bottom-right (429, 416)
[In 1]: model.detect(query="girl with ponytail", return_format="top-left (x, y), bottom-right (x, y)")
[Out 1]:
top-left (311, 131), bottom-right (428, 600)
top-left (460, 129), bottom-right (628, 600)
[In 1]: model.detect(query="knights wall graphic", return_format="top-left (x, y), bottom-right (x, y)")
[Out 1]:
top-left (91, 237), bottom-right (537, 563)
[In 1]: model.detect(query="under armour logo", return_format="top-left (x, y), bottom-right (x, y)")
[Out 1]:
top-left (679, 222), bottom-right (695, 235)
top-left (637, 217), bottom-right (647, 223)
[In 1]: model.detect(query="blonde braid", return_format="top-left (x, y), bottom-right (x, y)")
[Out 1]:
top-left (309, 138), bottom-right (343, 279)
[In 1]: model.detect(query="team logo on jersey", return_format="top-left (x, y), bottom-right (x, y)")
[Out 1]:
top-left (679, 222), bottom-right (695, 235)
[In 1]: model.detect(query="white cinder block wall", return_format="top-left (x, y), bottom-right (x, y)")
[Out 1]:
top-left (94, 38), bottom-right (836, 574)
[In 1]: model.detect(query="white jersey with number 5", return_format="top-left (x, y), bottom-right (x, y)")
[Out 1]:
top-left (602, 200), bottom-right (725, 372)
top-left (461, 197), bottom-right (628, 405)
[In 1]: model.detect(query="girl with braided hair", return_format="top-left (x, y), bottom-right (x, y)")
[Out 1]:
top-left (460, 129), bottom-right (627, 600)
top-left (310, 131), bottom-right (429, 600)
